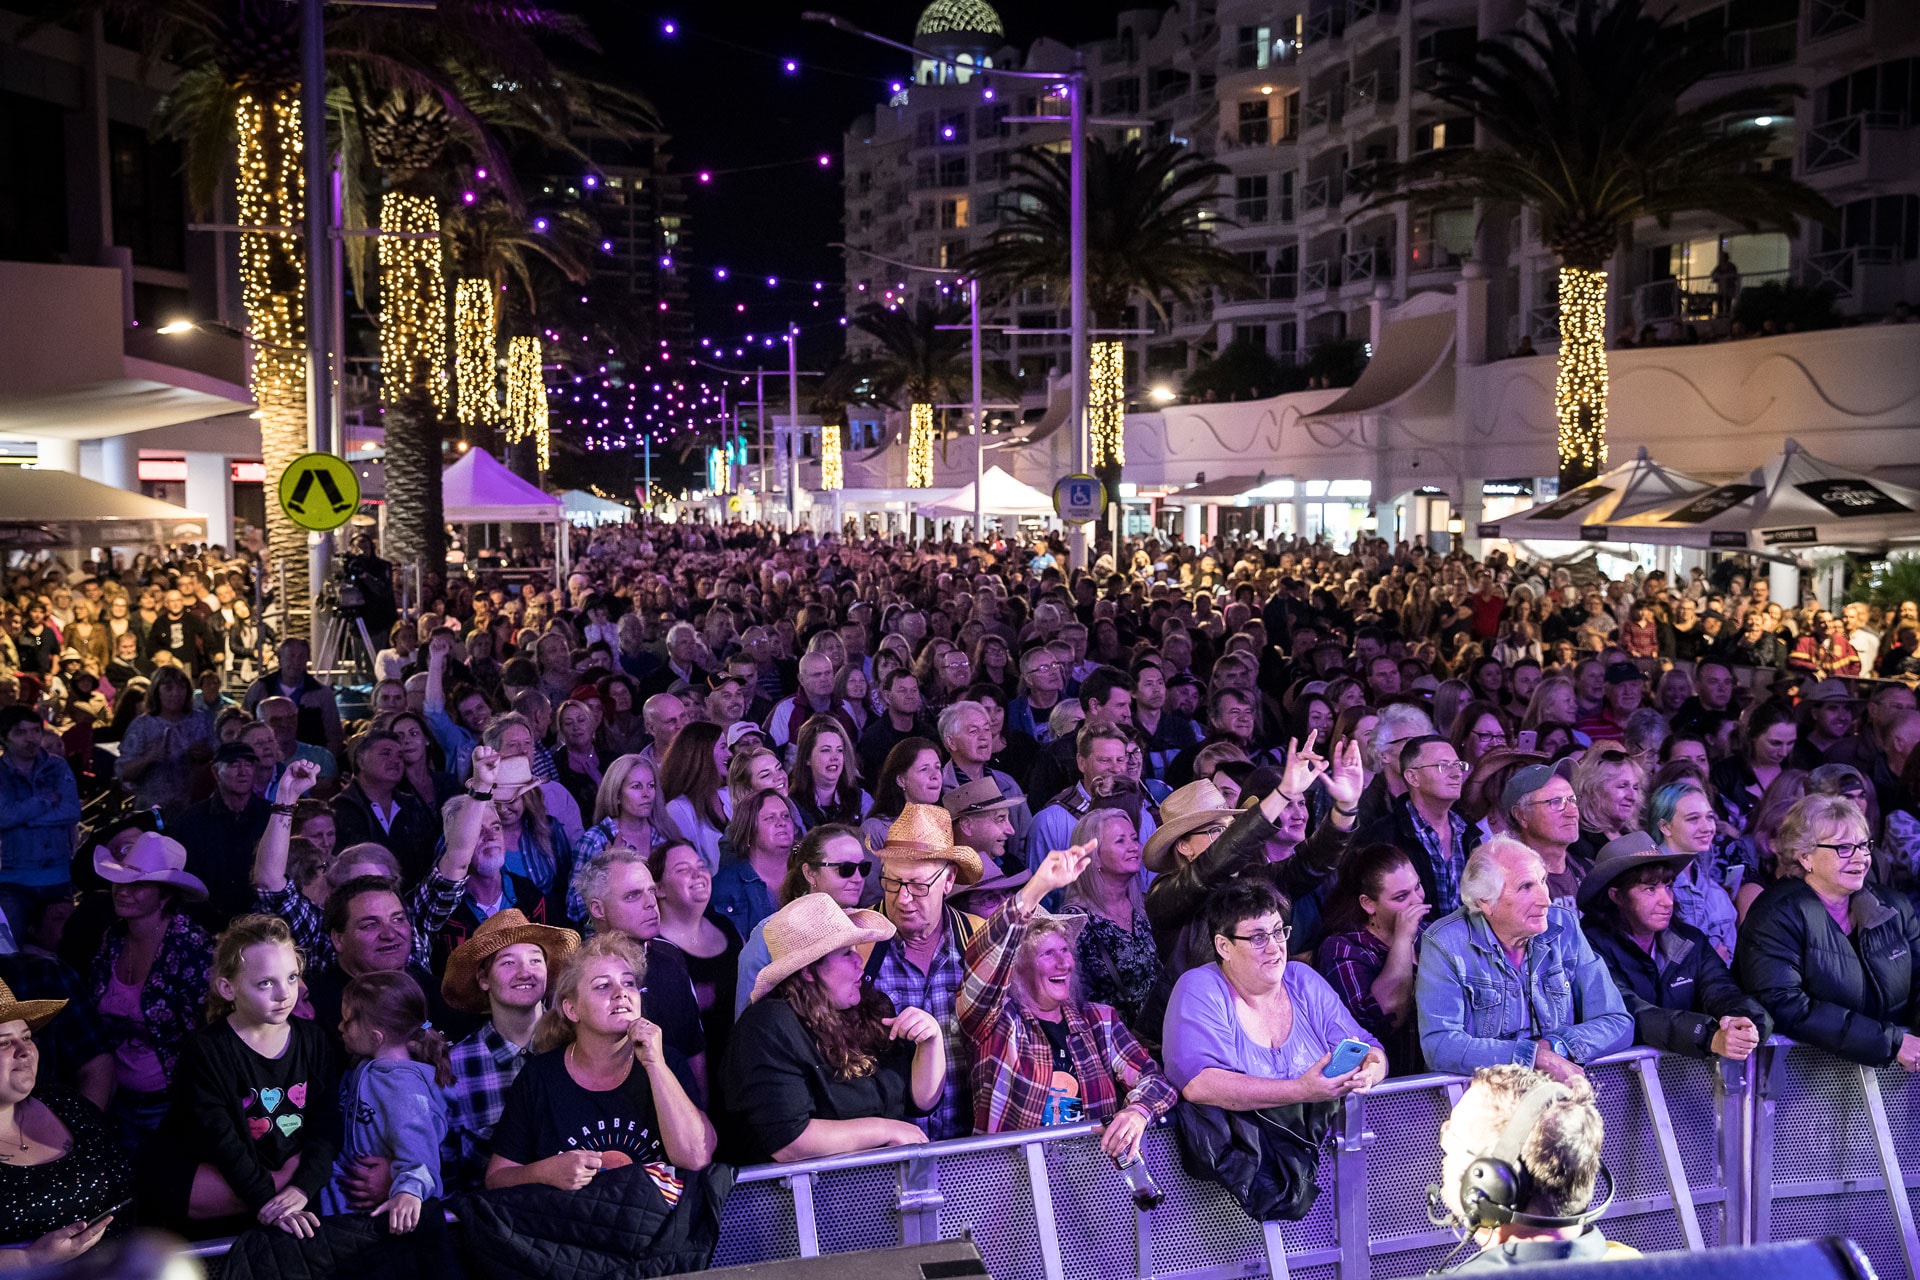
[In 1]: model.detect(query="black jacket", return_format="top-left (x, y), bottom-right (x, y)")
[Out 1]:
top-left (333, 782), bottom-right (443, 886)
top-left (1356, 794), bottom-right (1483, 921)
top-left (1735, 877), bottom-right (1920, 1066)
top-left (1587, 919), bottom-right (1773, 1057)
top-left (1172, 1098), bottom-right (1334, 1223)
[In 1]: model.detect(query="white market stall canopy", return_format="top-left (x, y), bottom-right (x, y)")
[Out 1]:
top-left (916, 466), bottom-right (1055, 518)
top-left (560, 489), bottom-right (633, 526)
top-left (0, 466), bottom-right (206, 546)
top-left (1611, 438), bottom-right (1920, 552)
top-left (1476, 448), bottom-right (1716, 545)
top-left (443, 448), bottom-right (564, 524)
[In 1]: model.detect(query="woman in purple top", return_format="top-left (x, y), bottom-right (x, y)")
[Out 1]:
top-left (1313, 844), bottom-right (1427, 1076)
top-left (1163, 879), bottom-right (1385, 1102)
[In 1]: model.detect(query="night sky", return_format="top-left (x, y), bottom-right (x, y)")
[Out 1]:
top-left (570, 0), bottom-right (1137, 369)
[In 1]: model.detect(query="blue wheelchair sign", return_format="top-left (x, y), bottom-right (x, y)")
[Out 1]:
top-left (1053, 475), bottom-right (1105, 524)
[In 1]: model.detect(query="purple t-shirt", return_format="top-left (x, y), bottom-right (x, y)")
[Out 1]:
top-left (1163, 962), bottom-right (1380, 1091)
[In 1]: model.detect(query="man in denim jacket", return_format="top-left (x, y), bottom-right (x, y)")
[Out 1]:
top-left (1416, 836), bottom-right (1632, 1083)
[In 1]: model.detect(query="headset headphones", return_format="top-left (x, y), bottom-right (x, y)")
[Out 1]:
top-left (1452, 1079), bottom-right (1616, 1230)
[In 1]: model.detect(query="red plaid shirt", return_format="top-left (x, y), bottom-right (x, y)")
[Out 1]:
top-left (957, 901), bottom-right (1178, 1135)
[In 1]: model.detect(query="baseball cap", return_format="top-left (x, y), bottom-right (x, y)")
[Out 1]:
top-left (726, 721), bottom-right (768, 750)
top-left (213, 741), bottom-right (260, 765)
top-left (1604, 663), bottom-right (1644, 686)
top-left (1500, 757), bottom-right (1576, 814)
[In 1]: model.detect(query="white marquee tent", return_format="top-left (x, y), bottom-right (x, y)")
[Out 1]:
top-left (915, 466), bottom-right (1055, 519)
top-left (1476, 448), bottom-right (1716, 545)
top-left (560, 489), bottom-right (633, 526)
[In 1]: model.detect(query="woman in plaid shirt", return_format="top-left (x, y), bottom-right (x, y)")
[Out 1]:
top-left (957, 843), bottom-right (1177, 1160)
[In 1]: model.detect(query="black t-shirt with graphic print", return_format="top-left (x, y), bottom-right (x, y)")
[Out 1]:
top-left (489, 1044), bottom-right (698, 1168)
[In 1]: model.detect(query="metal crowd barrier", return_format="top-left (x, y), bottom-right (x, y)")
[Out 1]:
top-left (180, 1040), bottom-right (1920, 1279)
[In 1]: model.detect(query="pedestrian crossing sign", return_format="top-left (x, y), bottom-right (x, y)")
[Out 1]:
top-left (278, 453), bottom-right (362, 532)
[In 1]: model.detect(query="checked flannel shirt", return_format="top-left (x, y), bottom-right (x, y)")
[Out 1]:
top-left (956, 900), bottom-right (1177, 1136)
top-left (870, 908), bottom-right (977, 1140)
top-left (441, 1021), bottom-right (530, 1189)
top-left (255, 870), bottom-right (466, 973)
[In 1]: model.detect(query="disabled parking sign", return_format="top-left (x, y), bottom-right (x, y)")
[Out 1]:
top-left (277, 452), bottom-right (362, 532)
top-left (1053, 475), bottom-right (1104, 524)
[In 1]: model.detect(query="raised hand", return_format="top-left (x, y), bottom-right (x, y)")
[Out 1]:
top-left (1032, 841), bottom-right (1096, 898)
top-left (1323, 738), bottom-right (1365, 811)
top-left (1278, 731), bottom-right (1327, 799)
top-left (275, 758), bottom-right (321, 805)
top-left (470, 745), bottom-right (502, 792)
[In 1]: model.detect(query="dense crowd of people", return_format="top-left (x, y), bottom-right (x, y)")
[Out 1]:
top-left (1, 521), bottom-right (1918, 1269)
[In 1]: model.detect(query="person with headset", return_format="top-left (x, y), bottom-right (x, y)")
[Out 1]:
top-left (1433, 1064), bottom-right (1636, 1269)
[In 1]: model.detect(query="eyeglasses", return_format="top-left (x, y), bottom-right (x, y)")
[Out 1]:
top-left (1409, 759), bottom-right (1470, 776)
top-left (1815, 841), bottom-right (1872, 861)
top-left (812, 860), bottom-right (871, 879)
top-left (882, 874), bottom-right (947, 899)
top-left (1523, 794), bottom-right (1580, 814)
top-left (1027, 661), bottom-right (1062, 674)
top-left (1467, 729), bottom-right (1508, 744)
top-left (1225, 926), bottom-right (1291, 952)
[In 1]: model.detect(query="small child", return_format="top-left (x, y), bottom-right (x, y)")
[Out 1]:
top-left (147, 914), bottom-right (338, 1238)
top-left (322, 971), bottom-right (453, 1233)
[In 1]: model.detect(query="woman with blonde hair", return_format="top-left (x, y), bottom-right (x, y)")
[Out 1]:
top-left (1572, 744), bottom-right (1647, 845)
top-left (486, 933), bottom-right (715, 1190)
top-left (1737, 794), bottom-right (1920, 1070)
top-left (1062, 807), bottom-right (1162, 1034)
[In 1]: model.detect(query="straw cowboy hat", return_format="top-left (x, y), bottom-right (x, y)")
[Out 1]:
top-left (875, 803), bottom-right (984, 884)
top-left (1143, 779), bottom-right (1237, 874)
top-left (440, 909), bottom-right (581, 1013)
top-left (0, 975), bottom-right (66, 1033)
top-left (93, 831), bottom-right (207, 902)
top-left (489, 755), bottom-right (540, 801)
top-left (750, 893), bottom-right (895, 1003)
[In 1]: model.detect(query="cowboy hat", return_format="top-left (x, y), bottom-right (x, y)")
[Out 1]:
top-left (490, 755), bottom-right (539, 800)
top-left (0, 975), bottom-right (66, 1033)
top-left (751, 893), bottom-right (895, 1003)
top-left (874, 803), bottom-right (984, 884)
top-left (1143, 779), bottom-right (1236, 874)
top-left (941, 776), bottom-right (1021, 821)
top-left (948, 864), bottom-right (1033, 912)
top-left (1576, 832), bottom-right (1697, 909)
top-left (93, 831), bottom-right (207, 902)
top-left (440, 909), bottom-right (581, 1013)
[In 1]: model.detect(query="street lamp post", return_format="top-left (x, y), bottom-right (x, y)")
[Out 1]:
top-left (804, 11), bottom-right (1089, 563)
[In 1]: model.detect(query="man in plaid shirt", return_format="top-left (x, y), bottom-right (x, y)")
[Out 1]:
top-left (958, 843), bottom-right (1176, 1147)
top-left (439, 909), bottom-right (580, 1190)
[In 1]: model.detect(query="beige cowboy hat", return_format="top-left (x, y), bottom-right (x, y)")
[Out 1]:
top-left (93, 831), bottom-right (207, 902)
top-left (490, 755), bottom-right (540, 801)
top-left (0, 974), bottom-right (66, 1033)
top-left (440, 908), bottom-right (581, 1013)
top-left (750, 893), bottom-right (895, 1003)
top-left (874, 803), bottom-right (984, 884)
top-left (1143, 779), bottom-right (1237, 873)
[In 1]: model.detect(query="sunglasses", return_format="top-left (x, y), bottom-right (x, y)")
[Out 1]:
top-left (812, 860), bottom-right (871, 879)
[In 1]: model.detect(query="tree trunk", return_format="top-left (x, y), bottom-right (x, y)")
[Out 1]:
top-left (236, 89), bottom-right (311, 637)
top-left (1089, 338), bottom-right (1128, 555)
top-left (1554, 264), bottom-right (1610, 491)
top-left (377, 192), bottom-right (448, 592)
top-left (383, 396), bottom-right (444, 586)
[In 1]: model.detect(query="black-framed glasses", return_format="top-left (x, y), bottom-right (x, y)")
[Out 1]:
top-left (1225, 926), bottom-right (1291, 952)
top-left (882, 874), bottom-right (945, 899)
top-left (812, 860), bottom-right (871, 879)
top-left (1815, 841), bottom-right (1871, 861)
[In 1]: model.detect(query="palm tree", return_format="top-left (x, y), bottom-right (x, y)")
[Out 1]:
top-left (1355, 0), bottom-right (1831, 488)
top-left (836, 300), bottom-right (985, 488)
top-left (964, 137), bottom-right (1252, 505)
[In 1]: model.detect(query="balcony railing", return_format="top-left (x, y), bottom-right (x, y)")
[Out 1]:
top-left (1305, 5), bottom-right (1346, 44)
top-left (1303, 94), bottom-right (1334, 129)
top-left (1713, 21), bottom-right (1796, 73)
top-left (1633, 268), bottom-right (1792, 324)
top-left (1527, 303), bottom-right (1561, 339)
top-left (1344, 248), bottom-right (1390, 284)
top-left (1802, 111), bottom-right (1905, 172)
top-left (1266, 272), bottom-right (1298, 300)
top-left (1235, 198), bottom-right (1270, 223)
top-left (1301, 259), bottom-right (1340, 292)
top-left (1808, 0), bottom-right (1866, 39)
top-left (1802, 246), bottom-right (1899, 300)
top-left (1299, 176), bottom-right (1332, 212)
top-left (1345, 70), bottom-right (1400, 115)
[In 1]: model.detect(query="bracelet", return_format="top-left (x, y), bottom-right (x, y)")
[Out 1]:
top-left (269, 803), bottom-right (296, 816)
top-left (1333, 803), bottom-right (1358, 816)
top-left (468, 788), bottom-right (493, 801)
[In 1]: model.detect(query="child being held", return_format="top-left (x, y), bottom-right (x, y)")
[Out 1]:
top-left (321, 971), bottom-right (453, 1233)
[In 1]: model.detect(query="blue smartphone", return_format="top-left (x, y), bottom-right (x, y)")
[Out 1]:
top-left (1323, 1038), bottom-right (1370, 1077)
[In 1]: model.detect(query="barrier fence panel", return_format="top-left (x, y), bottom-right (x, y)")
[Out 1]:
top-left (1752, 1040), bottom-right (1920, 1280)
top-left (709, 1049), bottom-right (1727, 1280)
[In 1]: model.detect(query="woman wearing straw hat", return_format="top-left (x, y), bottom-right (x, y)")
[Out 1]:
top-left (957, 843), bottom-right (1176, 1151)
top-left (721, 893), bottom-right (946, 1164)
top-left (87, 831), bottom-right (213, 1142)
top-left (0, 975), bottom-right (134, 1265)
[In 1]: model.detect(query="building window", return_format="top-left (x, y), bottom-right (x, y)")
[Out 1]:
top-left (1238, 100), bottom-right (1271, 146)
top-left (940, 197), bottom-right (971, 230)
top-left (1278, 171), bottom-right (1296, 222)
top-left (1233, 324), bottom-right (1269, 351)
top-left (937, 110), bottom-right (970, 144)
top-left (1414, 118), bottom-right (1476, 152)
top-left (1102, 78), bottom-right (1141, 115)
top-left (1279, 321), bottom-right (1299, 359)
top-left (1235, 175), bottom-right (1270, 223)
top-left (1279, 91), bottom-right (1301, 142)
top-left (1236, 25), bottom-right (1274, 69)
top-left (1824, 195), bottom-right (1920, 259)
top-left (939, 239), bottom-right (968, 268)
top-left (939, 155), bottom-right (968, 187)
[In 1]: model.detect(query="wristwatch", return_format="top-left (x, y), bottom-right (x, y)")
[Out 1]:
top-left (1545, 1035), bottom-right (1572, 1059)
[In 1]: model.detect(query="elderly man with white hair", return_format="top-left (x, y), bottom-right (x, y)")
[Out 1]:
top-left (1415, 836), bottom-right (1631, 1084)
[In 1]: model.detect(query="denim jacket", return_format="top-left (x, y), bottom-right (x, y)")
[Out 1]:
top-left (1414, 904), bottom-right (1632, 1075)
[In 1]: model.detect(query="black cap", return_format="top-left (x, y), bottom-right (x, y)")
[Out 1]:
top-left (213, 740), bottom-right (260, 765)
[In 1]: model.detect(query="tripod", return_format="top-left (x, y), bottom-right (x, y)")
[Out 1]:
top-left (314, 606), bottom-right (380, 684)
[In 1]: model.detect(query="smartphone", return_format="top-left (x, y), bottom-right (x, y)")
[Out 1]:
top-left (82, 1199), bottom-right (132, 1233)
top-left (1323, 1038), bottom-right (1371, 1078)
top-left (1516, 729), bottom-right (1538, 754)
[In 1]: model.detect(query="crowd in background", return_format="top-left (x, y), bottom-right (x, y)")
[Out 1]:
top-left (1, 519), bottom-right (1918, 1268)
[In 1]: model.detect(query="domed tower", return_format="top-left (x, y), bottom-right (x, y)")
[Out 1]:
top-left (912, 0), bottom-right (1003, 85)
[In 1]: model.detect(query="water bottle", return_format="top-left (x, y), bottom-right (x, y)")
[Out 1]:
top-left (1114, 1151), bottom-right (1164, 1210)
